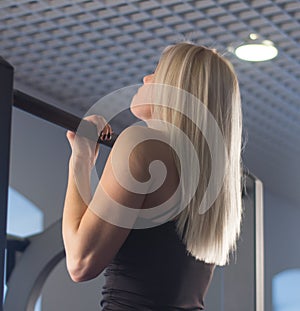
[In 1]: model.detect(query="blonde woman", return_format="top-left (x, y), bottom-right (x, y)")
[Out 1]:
top-left (63, 42), bottom-right (244, 310)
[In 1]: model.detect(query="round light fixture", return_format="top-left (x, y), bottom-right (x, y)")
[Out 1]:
top-left (234, 34), bottom-right (278, 62)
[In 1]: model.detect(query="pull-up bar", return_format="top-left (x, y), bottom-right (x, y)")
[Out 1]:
top-left (0, 57), bottom-right (14, 311)
top-left (13, 90), bottom-right (118, 147)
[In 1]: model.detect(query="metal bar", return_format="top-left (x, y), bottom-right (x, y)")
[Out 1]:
top-left (4, 220), bottom-right (64, 311)
top-left (254, 178), bottom-right (264, 311)
top-left (13, 90), bottom-right (118, 147)
top-left (5, 236), bottom-right (30, 283)
top-left (0, 56), bottom-right (14, 310)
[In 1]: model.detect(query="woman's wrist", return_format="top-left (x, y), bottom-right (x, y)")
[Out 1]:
top-left (69, 154), bottom-right (93, 205)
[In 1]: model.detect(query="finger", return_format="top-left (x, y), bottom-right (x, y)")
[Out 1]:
top-left (100, 131), bottom-right (107, 140)
top-left (84, 115), bottom-right (106, 133)
top-left (66, 130), bottom-right (75, 140)
top-left (106, 125), bottom-right (114, 140)
top-left (66, 131), bottom-right (75, 148)
top-left (99, 122), bottom-right (113, 139)
top-left (84, 114), bottom-right (114, 142)
top-left (101, 124), bottom-right (114, 140)
top-left (91, 115), bottom-right (110, 138)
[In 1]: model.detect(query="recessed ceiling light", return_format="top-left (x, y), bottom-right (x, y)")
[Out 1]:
top-left (234, 33), bottom-right (278, 62)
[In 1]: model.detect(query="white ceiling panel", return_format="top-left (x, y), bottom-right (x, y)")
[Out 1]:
top-left (0, 0), bottom-right (299, 205)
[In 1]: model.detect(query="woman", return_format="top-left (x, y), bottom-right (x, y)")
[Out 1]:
top-left (63, 42), bottom-right (244, 310)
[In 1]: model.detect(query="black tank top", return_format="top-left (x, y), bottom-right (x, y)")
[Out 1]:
top-left (100, 219), bottom-right (215, 310)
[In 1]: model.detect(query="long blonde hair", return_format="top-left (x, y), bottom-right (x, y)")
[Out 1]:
top-left (151, 42), bottom-right (245, 266)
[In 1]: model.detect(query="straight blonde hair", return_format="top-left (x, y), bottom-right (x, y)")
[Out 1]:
top-left (151, 42), bottom-right (245, 266)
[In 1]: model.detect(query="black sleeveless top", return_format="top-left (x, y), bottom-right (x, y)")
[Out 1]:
top-left (100, 220), bottom-right (215, 310)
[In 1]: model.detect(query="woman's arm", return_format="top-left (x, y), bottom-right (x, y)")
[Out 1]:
top-left (62, 124), bottom-right (149, 282)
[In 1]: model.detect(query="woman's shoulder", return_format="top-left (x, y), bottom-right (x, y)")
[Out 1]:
top-left (115, 125), bottom-right (169, 155)
top-left (116, 125), bottom-right (168, 149)
top-left (118, 125), bottom-right (164, 138)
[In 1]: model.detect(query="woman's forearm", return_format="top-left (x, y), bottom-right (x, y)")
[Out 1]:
top-left (62, 156), bottom-right (92, 258)
top-left (63, 117), bottom-right (114, 281)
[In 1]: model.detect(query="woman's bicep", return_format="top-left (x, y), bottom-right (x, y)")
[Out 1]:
top-left (89, 127), bottom-right (151, 226)
top-left (73, 128), bottom-right (150, 280)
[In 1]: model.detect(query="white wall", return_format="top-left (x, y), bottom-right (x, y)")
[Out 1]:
top-left (263, 187), bottom-right (300, 311)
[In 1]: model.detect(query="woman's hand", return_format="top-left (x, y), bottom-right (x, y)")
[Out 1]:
top-left (66, 114), bottom-right (113, 169)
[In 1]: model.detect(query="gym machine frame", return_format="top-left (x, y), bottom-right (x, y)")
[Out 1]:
top-left (0, 57), bottom-right (264, 311)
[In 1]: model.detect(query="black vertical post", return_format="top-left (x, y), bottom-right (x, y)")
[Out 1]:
top-left (0, 57), bottom-right (13, 310)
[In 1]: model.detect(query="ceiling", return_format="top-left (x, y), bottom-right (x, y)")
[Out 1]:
top-left (1, 0), bottom-right (299, 206)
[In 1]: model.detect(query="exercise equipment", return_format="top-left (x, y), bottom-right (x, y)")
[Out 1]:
top-left (4, 221), bottom-right (63, 311)
top-left (0, 57), bottom-right (14, 311)
top-left (13, 90), bottom-right (118, 146)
